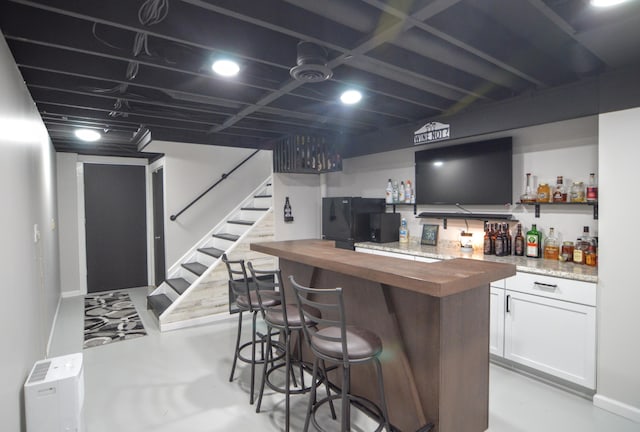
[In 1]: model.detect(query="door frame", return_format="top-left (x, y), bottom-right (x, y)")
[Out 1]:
top-left (149, 157), bottom-right (166, 286)
top-left (76, 155), bottom-right (152, 295)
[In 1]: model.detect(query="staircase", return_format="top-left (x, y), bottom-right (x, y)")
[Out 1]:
top-left (147, 177), bottom-right (275, 330)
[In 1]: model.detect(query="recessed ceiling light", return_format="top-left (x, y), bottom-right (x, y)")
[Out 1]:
top-left (591, 0), bottom-right (630, 7)
top-left (212, 59), bottom-right (240, 77)
top-left (340, 90), bottom-right (362, 105)
top-left (75, 129), bottom-right (101, 142)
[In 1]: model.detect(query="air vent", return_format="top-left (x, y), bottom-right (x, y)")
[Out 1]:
top-left (28, 361), bottom-right (51, 384)
top-left (290, 41), bottom-right (333, 83)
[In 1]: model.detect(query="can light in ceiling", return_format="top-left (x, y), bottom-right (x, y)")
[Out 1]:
top-left (591, 0), bottom-right (631, 6)
top-left (75, 129), bottom-right (101, 142)
top-left (340, 89), bottom-right (362, 105)
top-left (212, 59), bottom-right (240, 77)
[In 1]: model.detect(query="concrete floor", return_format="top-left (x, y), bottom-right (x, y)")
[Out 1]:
top-left (49, 287), bottom-right (640, 432)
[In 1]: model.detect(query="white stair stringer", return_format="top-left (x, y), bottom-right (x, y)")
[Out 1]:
top-left (148, 177), bottom-right (276, 331)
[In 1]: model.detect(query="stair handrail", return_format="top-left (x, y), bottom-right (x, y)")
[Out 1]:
top-left (170, 149), bottom-right (261, 221)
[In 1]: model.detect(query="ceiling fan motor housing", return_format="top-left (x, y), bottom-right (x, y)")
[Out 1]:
top-left (290, 41), bottom-right (333, 83)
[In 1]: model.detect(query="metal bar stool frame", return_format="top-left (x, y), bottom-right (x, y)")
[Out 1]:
top-left (290, 276), bottom-right (391, 432)
top-left (247, 263), bottom-right (324, 431)
top-left (223, 254), bottom-right (280, 405)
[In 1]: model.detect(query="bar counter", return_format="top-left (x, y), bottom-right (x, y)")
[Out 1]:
top-left (251, 239), bottom-right (516, 432)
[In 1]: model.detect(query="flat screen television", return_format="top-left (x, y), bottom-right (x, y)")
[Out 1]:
top-left (415, 137), bottom-right (513, 205)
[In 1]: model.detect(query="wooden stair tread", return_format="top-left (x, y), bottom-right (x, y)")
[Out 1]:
top-left (182, 262), bottom-right (208, 276)
top-left (147, 294), bottom-right (172, 317)
top-left (166, 278), bottom-right (190, 295)
top-left (197, 247), bottom-right (225, 258)
top-left (212, 233), bottom-right (240, 241)
top-left (228, 219), bottom-right (254, 226)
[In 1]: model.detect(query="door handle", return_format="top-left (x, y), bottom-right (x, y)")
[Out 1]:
top-left (506, 294), bottom-right (511, 313)
top-left (534, 281), bottom-right (558, 291)
top-left (155, 236), bottom-right (161, 240)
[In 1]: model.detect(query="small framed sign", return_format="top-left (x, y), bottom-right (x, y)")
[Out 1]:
top-left (421, 224), bottom-right (439, 246)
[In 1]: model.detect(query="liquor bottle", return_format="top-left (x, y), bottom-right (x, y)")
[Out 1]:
top-left (399, 181), bottom-right (405, 203)
top-left (587, 173), bottom-right (598, 202)
top-left (405, 180), bottom-right (412, 203)
top-left (392, 181), bottom-right (399, 203)
top-left (284, 197), bottom-right (293, 222)
top-left (552, 176), bottom-right (567, 202)
top-left (494, 224), bottom-right (505, 256)
top-left (526, 224), bottom-right (541, 258)
top-left (504, 223), bottom-right (512, 255)
top-left (385, 179), bottom-right (393, 204)
top-left (520, 173), bottom-right (536, 203)
top-left (489, 223), bottom-right (497, 255)
top-left (573, 226), bottom-right (593, 264)
top-left (514, 224), bottom-right (525, 256)
top-left (483, 222), bottom-right (492, 255)
top-left (543, 227), bottom-right (560, 260)
top-left (399, 218), bottom-right (409, 244)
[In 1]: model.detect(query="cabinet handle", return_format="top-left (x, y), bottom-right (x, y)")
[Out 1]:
top-left (506, 294), bottom-right (511, 313)
top-left (534, 281), bottom-right (558, 290)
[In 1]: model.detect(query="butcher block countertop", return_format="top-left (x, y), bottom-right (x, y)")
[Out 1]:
top-left (251, 239), bottom-right (516, 297)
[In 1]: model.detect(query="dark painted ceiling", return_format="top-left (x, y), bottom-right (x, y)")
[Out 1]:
top-left (1, 0), bottom-right (640, 158)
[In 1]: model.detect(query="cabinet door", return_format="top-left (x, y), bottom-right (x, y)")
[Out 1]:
top-left (490, 287), bottom-right (505, 356)
top-left (504, 290), bottom-right (596, 389)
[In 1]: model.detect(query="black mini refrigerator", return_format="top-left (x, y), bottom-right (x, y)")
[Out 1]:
top-left (369, 212), bottom-right (400, 243)
top-left (322, 197), bottom-right (385, 249)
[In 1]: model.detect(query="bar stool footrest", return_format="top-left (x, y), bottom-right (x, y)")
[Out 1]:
top-left (310, 393), bottom-right (388, 432)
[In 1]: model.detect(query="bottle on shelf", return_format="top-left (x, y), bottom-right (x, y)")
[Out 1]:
top-left (514, 223), bottom-right (525, 256)
top-left (552, 176), bottom-right (567, 202)
top-left (520, 173), bottom-right (536, 203)
top-left (385, 179), bottom-right (393, 204)
top-left (392, 181), bottom-right (399, 203)
top-left (570, 181), bottom-right (585, 202)
top-left (526, 224), bottom-right (541, 258)
top-left (560, 241), bottom-right (574, 262)
top-left (587, 173), bottom-right (598, 202)
top-left (399, 218), bottom-right (409, 244)
top-left (399, 181), bottom-right (405, 203)
top-left (543, 227), bottom-right (560, 260)
top-left (537, 182), bottom-right (551, 203)
top-left (405, 180), bottom-right (412, 203)
top-left (504, 223), bottom-right (513, 255)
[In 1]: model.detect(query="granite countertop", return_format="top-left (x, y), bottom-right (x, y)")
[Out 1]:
top-left (355, 241), bottom-right (598, 283)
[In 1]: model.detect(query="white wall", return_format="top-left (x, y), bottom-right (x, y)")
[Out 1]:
top-left (143, 141), bottom-right (272, 266)
top-left (594, 107), bottom-right (640, 422)
top-left (325, 116), bottom-right (598, 248)
top-left (0, 33), bottom-right (60, 431)
top-left (56, 153), bottom-right (81, 295)
top-left (273, 173), bottom-right (322, 240)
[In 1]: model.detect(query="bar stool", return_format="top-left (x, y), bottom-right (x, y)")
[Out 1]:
top-left (223, 254), bottom-right (280, 405)
top-left (248, 263), bottom-right (336, 432)
top-left (289, 276), bottom-right (391, 432)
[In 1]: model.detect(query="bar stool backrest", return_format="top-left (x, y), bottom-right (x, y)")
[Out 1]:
top-left (222, 254), bottom-right (255, 313)
top-left (289, 276), bottom-right (350, 364)
top-left (246, 263), bottom-right (288, 329)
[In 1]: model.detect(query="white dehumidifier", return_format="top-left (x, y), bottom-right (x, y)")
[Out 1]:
top-left (24, 352), bottom-right (85, 432)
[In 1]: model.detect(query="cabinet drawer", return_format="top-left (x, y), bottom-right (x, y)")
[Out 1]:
top-left (509, 272), bottom-right (596, 306)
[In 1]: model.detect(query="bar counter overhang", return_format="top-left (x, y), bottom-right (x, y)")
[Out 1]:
top-left (250, 239), bottom-right (516, 432)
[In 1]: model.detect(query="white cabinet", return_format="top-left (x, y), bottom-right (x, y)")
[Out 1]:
top-left (499, 273), bottom-right (597, 389)
top-left (490, 286), bottom-right (505, 356)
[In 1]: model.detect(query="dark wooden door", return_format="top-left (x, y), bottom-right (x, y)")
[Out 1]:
top-left (84, 164), bottom-right (148, 293)
top-left (152, 167), bottom-right (166, 285)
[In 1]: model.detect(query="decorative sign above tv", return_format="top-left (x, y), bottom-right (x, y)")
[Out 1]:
top-left (414, 137), bottom-right (513, 206)
top-left (413, 121), bottom-right (451, 145)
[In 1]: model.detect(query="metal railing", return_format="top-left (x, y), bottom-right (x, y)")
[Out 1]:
top-left (170, 149), bottom-right (261, 221)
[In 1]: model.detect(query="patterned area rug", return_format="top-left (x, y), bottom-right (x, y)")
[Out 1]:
top-left (84, 291), bottom-right (147, 349)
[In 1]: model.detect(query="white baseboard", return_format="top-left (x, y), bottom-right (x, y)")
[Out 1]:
top-left (61, 290), bottom-right (83, 298)
top-left (46, 296), bottom-right (63, 357)
top-left (160, 311), bottom-right (236, 332)
top-left (593, 394), bottom-right (640, 423)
